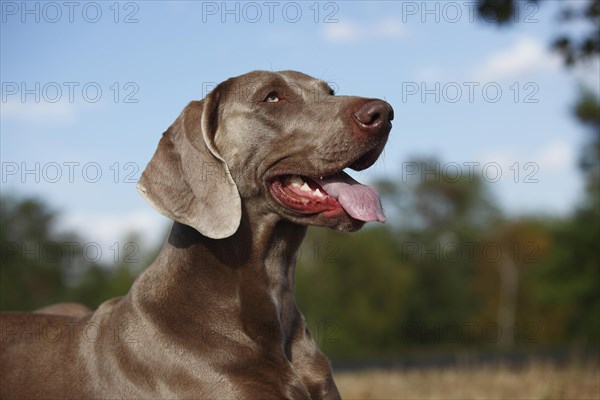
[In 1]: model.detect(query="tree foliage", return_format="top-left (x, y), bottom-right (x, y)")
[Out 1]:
top-left (0, 196), bottom-right (139, 311)
top-left (475, 0), bottom-right (600, 66)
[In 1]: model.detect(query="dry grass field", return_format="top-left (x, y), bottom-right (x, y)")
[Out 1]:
top-left (335, 362), bottom-right (600, 399)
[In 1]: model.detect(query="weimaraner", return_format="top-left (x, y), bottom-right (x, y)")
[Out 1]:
top-left (0, 70), bottom-right (393, 399)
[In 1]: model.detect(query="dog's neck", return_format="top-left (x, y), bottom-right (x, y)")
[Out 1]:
top-left (132, 208), bottom-right (307, 348)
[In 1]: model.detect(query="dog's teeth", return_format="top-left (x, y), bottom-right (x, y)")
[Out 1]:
top-left (300, 182), bottom-right (311, 192)
top-left (289, 176), bottom-right (303, 187)
top-left (315, 189), bottom-right (324, 198)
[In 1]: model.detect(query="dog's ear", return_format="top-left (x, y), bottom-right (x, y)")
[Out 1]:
top-left (137, 91), bottom-right (242, 239)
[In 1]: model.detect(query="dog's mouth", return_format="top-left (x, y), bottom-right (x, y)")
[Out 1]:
top-left (269, 153), bottom-right (386, 224)
top-left (270, 173), bottom-right (385, 223)
top-left (268, 137), bottom-right (389, 224)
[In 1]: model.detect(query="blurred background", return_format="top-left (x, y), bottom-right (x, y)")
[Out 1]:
top-left (1, 0), bottom-right (599, 398)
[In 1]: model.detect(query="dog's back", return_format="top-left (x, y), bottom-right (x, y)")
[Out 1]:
top-left (1, 312), bottom-right (90, 399)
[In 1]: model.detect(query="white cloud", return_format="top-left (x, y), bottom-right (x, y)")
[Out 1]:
top-left (535, 139), bottom-right (574, 173)
top-left (479, 150), bottom-right (517, 172)
top-left (478, 141), bottom-right (579, 216)
top-left (480, 139), bottom-right (575, 175)
top-left (57, 210), bottom-right (169, 262)
top-left (1, 100), bottom-right (77, 126)
top-left (473, 36), bottom-right (562, 81)
top-left (323, 17), bottom-right (408, 44)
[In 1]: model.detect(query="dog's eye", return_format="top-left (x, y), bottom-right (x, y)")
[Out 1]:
top-left (328, 88), bottom-right (335, 96)
top-left (264, 92), bottom-right (280, 103)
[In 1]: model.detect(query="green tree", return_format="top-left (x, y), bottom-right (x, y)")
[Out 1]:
top-left (0, 195), bottom-right (149, 311)
top-left (0, 196), bottom-right (77, 310)
top-left (382, 159), bottom-right (502, 347)
top-left (297, 226), bottom-right (413, 357)
top-left (574, 90), bottom-right (600, 201)
top-left (474, 218), bottom-right (552, 348)
top-left (474, 0), bottom-right (600, 348)
top-left (529, 91), bottom-right (600, 346)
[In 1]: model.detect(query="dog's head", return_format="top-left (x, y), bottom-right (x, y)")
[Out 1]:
top-left (138, 70), bottom-right (393, 238)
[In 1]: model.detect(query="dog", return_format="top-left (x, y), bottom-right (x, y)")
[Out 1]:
top-left (0, 70), bottom-right (393, 399)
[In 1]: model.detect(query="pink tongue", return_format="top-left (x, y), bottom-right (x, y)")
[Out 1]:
top-left (316, 172), bottom-right (385, 223)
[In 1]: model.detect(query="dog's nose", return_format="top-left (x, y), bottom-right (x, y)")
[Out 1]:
top-left (353, 100), bottom-right (394, 129)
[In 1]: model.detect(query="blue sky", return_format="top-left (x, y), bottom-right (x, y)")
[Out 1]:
top-left (1, 1), bottom-right (599, 253)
